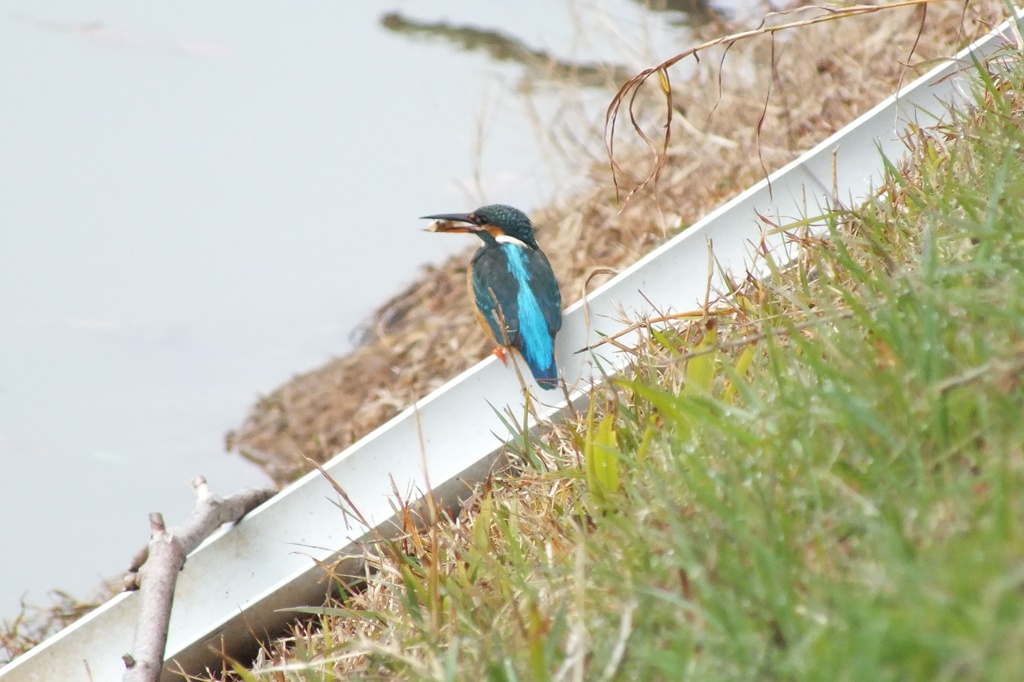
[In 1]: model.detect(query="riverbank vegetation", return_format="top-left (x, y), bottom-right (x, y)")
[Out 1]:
top-left (213, 2), bottom-right (1024, 680)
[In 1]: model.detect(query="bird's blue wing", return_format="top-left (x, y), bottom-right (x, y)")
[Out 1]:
top-left (471, 246), bottom-right (522, 346)
top-left (528, 248), bottom-right (562, 336)
top-left (471, 243), bottom-right (561, 388)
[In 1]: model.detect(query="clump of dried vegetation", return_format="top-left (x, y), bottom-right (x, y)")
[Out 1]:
top-left (228, 0), bottom-right (1007, 486)
top-left (1, 582), bottom-right (118, 663)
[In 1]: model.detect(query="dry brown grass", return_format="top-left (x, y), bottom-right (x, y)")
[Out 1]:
top-left (227, 0), bottom-right (1009, 486)
top-left (1, 581), bottom-right (119, 663)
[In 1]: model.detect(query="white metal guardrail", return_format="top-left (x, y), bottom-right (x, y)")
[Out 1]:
top-left (3, 12), bottom-right (1021, 682)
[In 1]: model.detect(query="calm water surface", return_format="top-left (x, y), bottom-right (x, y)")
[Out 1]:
top-left (0, 1), bottom-right (735, 621)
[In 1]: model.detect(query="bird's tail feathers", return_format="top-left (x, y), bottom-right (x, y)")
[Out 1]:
top-left (525, 355), bottom-right (560, 391)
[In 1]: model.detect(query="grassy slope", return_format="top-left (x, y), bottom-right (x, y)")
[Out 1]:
top-left (231, 38), bottom-right (1024, 682)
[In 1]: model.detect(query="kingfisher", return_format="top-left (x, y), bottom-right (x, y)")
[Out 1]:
top-left (421, 204), bottom-right (562, 390)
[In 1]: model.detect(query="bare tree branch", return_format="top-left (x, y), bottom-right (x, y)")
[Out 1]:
top-left (122, 477), bottom-right (275, 682)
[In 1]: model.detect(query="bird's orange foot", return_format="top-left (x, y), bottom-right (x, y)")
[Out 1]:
top-left (492, 347), bottom-right (509, 366)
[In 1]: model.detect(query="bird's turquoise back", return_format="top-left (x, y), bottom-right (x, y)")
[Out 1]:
top-left (471, 241), bottom-right (562, 389)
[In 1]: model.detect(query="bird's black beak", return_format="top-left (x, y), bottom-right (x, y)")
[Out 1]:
top-left (421, 212), bottom-right (476, 223)
top-left (421, 212), bottom-right (481, 234)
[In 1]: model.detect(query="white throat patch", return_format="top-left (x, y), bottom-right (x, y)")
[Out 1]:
top-left (496, 234), bottom-right (529, 248)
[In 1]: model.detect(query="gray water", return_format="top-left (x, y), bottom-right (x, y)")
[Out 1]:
top-left (0, 1), bottom-right (733, 623)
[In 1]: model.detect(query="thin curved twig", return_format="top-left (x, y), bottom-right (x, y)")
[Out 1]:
top-left (605, 0), bottom-right (941, 205)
